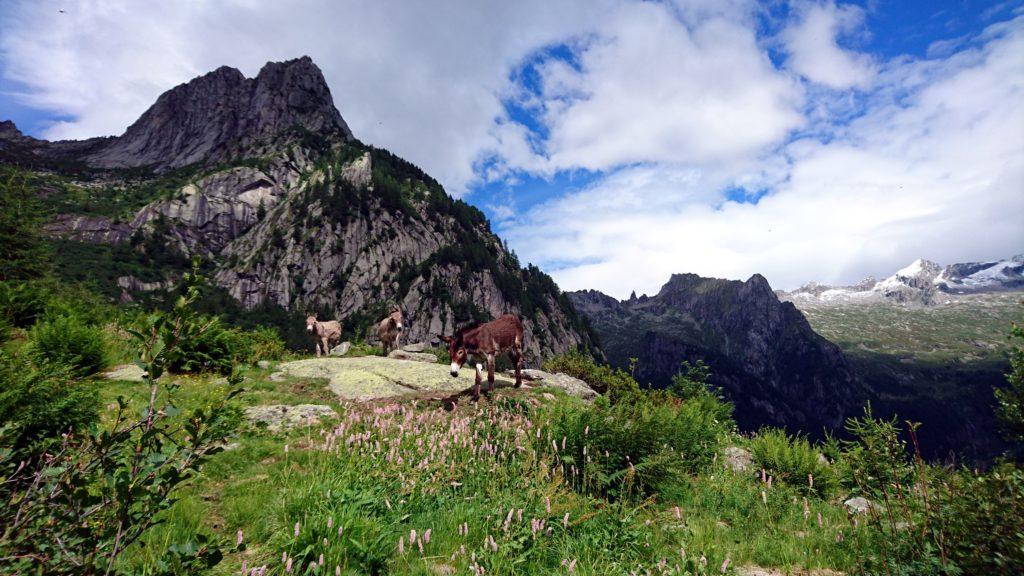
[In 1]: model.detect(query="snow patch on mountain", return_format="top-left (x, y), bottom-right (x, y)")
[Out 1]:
top-left (780, 254), bottom-right (1024, 306)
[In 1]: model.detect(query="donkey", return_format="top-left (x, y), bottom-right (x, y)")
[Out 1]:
top-left (306, 315), bottom-right (342, 357)
top-left (443, 314), bottom-right (524, 400)
top-left (376, 307), bottom-right (403, 354)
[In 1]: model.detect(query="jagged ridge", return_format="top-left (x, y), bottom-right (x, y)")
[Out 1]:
top-left (570, 274), bottom-right (862, 434)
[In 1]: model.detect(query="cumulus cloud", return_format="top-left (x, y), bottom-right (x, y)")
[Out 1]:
top-left (501, 13), bottom-right (1024, 297)
top-left (781, 1), bottom-right (876, 89)
top-left (493, 1), bottom-right (804, 174)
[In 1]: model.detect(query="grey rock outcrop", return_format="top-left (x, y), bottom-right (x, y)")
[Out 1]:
top-left (245, 404), bottom-right (337, 431)
top-left (329, 342), bottom-right (352, 357)
top-left (723, 446), bottom-right (754, 473)
top-left (387, 349), bottom-right (439, 363)
top-left (843, 496), bottom-right (875, 515)
top-left (88, 57), bottom-right (351, 170)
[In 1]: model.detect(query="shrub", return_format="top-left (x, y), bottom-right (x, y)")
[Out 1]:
top-left (0, 280), bottom-right (51, 328)
top-left (345, 342), bottom-right (384, 357)
top-left (163, 315), bottom-right (234, 375)
top-left (748, 428), bottom-right (836, 496)
top-left (840, 406), bottom-right (1024, 575)
top-left (0, 263), bottom-right (244, 574)
top-left (542, 393), bottom-right (729, 499)
top-left (941, 463), bottom-right (1024, 574)
top-left (0, 349), bottom-right (99, 459)
top-left (542, 351), bottom-right (642, 404)
top-left (668, 360), bottom-right (733, 425)
top-left (28, 314), bottom-right (108, 377)
top-left (223, 325), bottom-right (286, 366)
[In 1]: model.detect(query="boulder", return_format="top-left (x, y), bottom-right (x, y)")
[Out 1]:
top-left (402, 341), bottom-right (428, 353)
top-left (245, 404), bottom-right (337, 431)
top-left (257, 360), bottom-right (273, 369)
top-left (515, 368), bottom-right (550, 381)
top-left (538, 373), bottom-right (596, 400)
top-left (723, 446), bottom-right (754, 473)
top-left (274, 356), bottom-right (493, 401)
top-left (388, 349), bottom-right (439, 363)
top-left (102, 364), bottom-right (148, 382)
top-left (844, 496), bottom-right (875, 515)
top-left (329, 342), bottom-right (352, 356)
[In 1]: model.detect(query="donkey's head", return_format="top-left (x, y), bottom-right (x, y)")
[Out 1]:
top-left (389, 307), bottom-right (403, 331)
top-left (441, 334), bottom-right (468, 377)
top-left (305, 315), bottom-right (319, 334)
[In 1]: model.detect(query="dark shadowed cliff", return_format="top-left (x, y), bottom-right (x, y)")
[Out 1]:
top-left (570, 274), bottom-right (864, 435)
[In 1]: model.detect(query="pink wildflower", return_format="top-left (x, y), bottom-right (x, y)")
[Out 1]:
top-left (294, 522), bottom-right (300, 537)
top-left (236, 529), bottom-right (244, 546)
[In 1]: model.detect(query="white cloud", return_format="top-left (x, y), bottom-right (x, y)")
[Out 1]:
top-left (781, 1), bottom-right (876, 89)
top-left (503, 15), bottom-right (1024, 297)
top-left (494, 1), bottom-right (804, 174)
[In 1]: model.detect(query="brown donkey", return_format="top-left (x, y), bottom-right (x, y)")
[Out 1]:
top-left (376, 307), bottom-right (403, 354)
top-left (443, 314), bottom-right (524, 399)
top-left (306, 315), bottom-right (342, 357)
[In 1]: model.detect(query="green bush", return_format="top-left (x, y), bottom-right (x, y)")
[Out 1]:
top-left (0, 280), bottom-right (51, 328)
top-left (668, 360), bottom-right (734, 425)
top-left (748, 428), bottom-right (836, 496)
top-left (941, 463), bottom-right (1024, 574)
top-left (0, 349), bottom-right (99, 458)
top-left (345, 342), bottom-right (384, 357)
top-left (542, 351), bottom-right (642, 404)
top-left (0, 267), bottom-right (243, 574)
top-left (222, 325), bottom-right (286, 366)
top-left (542, 393), bottom-right (730, 499)
top-left (163, 316), bottom-right (234, 375)
top-left (28, 314), bottom-right (108, 377)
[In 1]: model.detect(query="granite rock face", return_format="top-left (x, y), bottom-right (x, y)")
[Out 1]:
top-left (88, 57), bottom-right (352, 170)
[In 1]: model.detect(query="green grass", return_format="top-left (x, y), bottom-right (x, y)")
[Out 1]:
top-left (94, 371), bottom-right (868, 575)
top-left (796, 293), bottom-right (1021, 362)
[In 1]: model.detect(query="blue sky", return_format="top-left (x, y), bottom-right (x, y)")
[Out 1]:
top-left (2, 0), bottom-right (1022, 297)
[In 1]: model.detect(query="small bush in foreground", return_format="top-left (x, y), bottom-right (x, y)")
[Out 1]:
top-left (163, 315), bottom-right (234, 374)
top-left (0, 280), bottom-right (51, 328)
top-left (749, 428), bottom-right (835, 496)
top-left (0, 349), bottom-right (98, 459)
top-left (28, 313), bottom-right (108, 377)
top-left (542, 351), bottom-right (641, 404)
top-left (0, 265), bottom-right (243, 575)
top-left (223, 325), bottom-right (286, 366)
top-left (542, 393), bottom-right (730, 499)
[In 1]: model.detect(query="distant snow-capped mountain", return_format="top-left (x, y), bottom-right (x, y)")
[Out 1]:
top-left (779, 255), bottom-right (1024, 306)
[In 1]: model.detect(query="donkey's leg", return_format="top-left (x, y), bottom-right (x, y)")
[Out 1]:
top-left (486, 353), bottom-right (496, 392)
top-left (513, 349), bottom-right (523, 388)
top-left (473, 361), bottom-right (482, 400)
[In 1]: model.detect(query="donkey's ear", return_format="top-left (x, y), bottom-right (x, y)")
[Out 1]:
top-left (440, 335), bottom-right (453, 344)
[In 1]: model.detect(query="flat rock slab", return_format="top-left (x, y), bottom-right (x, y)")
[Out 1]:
top-left (504, 369), bottom-right (596, 399)
top-left (102, 364), bottom-right (147, 382)
top-left (245, 404), bottom-right (337, 431)
top-left (272, 356), bottom-right (515, 401)
top-left (387, 349), bottom-right (439, 363)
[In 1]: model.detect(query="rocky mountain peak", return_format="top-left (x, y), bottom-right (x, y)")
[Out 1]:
top-left (568, 273), bottom-right (861, 434)
top-left (78, 56), bottom-right (351, 170)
